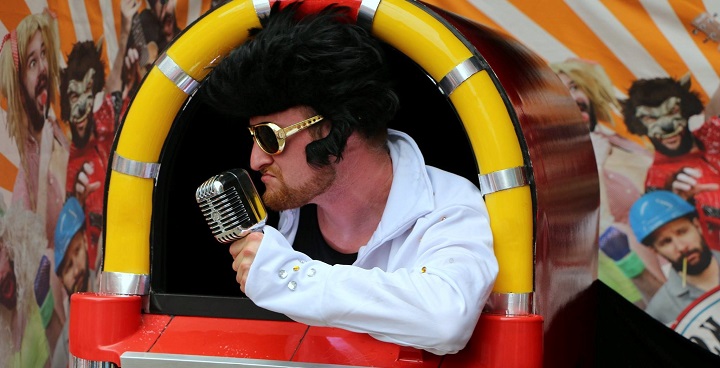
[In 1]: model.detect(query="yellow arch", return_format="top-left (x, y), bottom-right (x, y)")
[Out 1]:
top-left (104, 0), bottom-right (533, 295)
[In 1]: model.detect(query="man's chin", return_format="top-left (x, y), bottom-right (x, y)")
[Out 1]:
top-left (581, 112), bottom-right (590, 125)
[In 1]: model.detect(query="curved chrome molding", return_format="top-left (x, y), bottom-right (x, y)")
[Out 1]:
top-left (122, 351), bottom-right (366, 367)
top-left (358, 0), bottom-right (381, 31)
top-left (112, 152), bottom-right (161, 180)
top-left (438, 57), bottom-right (484, 96)
top-left (70, 353), bottom-right (117, 368)
top-left (99, 271), bottom-right (150, 295)
top-left (155, 53), bottom-right (200, 95)
top-left (478, 166), bottom-right (529, 196)
top-left (484, 292), bottom-right (533, 316)
top-left (253, 0), bottom-right (271, 19)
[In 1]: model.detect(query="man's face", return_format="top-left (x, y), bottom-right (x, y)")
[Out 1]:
top-left (558, 72), bottom-right (593, 126)
top-left (153, 0), bottom-right (177, 43)
top-left (59, 231), bottom-right (89, 294)
top-left (21, 30), bottom-right (50, 132)
top-left (636, 96), bottom-right (693, 156)
top-left (249, 107), bottom-right (335, 211)
top-left (67, 68), bottom-right (96, 146)
top-left (650, 217), bottom-right (713, 276)
top-left (0, 241), bottom-right (17, 310)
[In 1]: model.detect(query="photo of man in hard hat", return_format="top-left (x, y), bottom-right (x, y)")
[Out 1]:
top-left (630, 190), bottom-right (720, 326)
top-left (51, 196), bottom-right (89, 368)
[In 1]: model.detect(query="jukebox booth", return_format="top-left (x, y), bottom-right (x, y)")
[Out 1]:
top-left (69, 0), bottom-right (601, 367)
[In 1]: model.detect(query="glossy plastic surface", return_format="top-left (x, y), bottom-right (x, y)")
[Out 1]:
top-left (151, 316), bottom-right (307, 360)
top-left (444, 314), bottom-right (544, 368)
top-left (69, 293), bottom-right (171, 365)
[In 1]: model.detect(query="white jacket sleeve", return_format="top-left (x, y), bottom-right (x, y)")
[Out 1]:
top-left (244, 204), bottom-right (497, 355)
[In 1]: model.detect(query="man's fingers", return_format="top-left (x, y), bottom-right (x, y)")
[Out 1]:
top-left (681, 167), bottom-right (702, 178)
top-left (78, 170), bottom-right (90, 186)
top-left (83, 162), bottom-right (95, 175)
top-left (675, 172), bottom-right (697, 186)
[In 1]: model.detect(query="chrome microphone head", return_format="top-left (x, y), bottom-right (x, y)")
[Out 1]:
top-left (196, 168), bottom-right (267, 243)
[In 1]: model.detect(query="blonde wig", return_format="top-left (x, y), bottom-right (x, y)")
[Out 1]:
top-left (0, 11), bottom-right (61, 164)
top-left (550, 58), bottom-right (620, 126)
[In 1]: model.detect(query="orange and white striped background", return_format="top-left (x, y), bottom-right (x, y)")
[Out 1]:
top-left (0, 0), bottom-right (215, 205)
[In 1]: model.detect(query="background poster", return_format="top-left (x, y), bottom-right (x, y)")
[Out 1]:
top-left (423, 0), bottom-right (720, 355)
top-left (0, 0), bottom-right (719, 365)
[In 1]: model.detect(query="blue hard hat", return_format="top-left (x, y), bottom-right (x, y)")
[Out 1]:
top-left (54, 197), bottom-right (85, 274)
top-left (629, 190), bottom-right (696, 245)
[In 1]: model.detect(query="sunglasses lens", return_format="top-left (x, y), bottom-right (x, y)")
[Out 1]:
top-left (254, 125), bottom-right (280, 154)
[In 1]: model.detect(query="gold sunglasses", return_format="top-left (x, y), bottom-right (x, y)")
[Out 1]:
top-left (248, 115), bottom-right (324, 155)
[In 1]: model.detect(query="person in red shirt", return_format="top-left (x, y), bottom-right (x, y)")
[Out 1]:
top-left (623, 75), bottom-right (720, 251)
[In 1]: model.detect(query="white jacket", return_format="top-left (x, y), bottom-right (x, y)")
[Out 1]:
top-left (246, 129), bottom-right (498, 355)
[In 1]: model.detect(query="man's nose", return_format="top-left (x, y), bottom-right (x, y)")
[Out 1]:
top-left (673, 238), bottom-right (690, 253)
top-left (39, 57), bottom-right (48, 73)
top-left (249, 140), bottom-right (272, 172)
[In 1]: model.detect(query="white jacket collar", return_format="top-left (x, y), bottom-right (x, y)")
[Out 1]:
top-left (367, 129), bottom-right (434, 246)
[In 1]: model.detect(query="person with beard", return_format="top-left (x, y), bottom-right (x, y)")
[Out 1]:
top-left (551, 59), bottom-right (661, 307)
top-left (0, 10), bottom-right (68, 247)
top-left (0, 198), bottom-right (52, 367)
top-left (202, 3), bottom-right (497, 355)
top-left (630, 190), bottom-right (720, 325)
top-left (62, 0), bottom-right (138, 275)
top-left (50, 197), bottom-right (89, 368)
top-left (623, 76), bottom-right (720, 251)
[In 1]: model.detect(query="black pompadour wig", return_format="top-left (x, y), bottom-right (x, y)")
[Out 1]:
top-left (202, 1), bottom-right (400, 167)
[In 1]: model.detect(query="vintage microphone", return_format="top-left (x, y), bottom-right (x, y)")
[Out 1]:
top-left (195, 168), bottom-right (267, 244)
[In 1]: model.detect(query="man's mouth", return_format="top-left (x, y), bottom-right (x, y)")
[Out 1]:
top-left (71, 272), bottom-right (87, 294)
top-left (576, 101), bottom-right (588, 113)
top-left (37, 89), bottom-right (48, 108)
top-left (72, 114), bottom-right (90, 128)
top-left (36, 75), bottom-right (48, 106)
top-left (685, 251), bottom-right (700, 265)
top-left (576, 102), bottom-right (590, 123)
top-left (653, 125), bottom-right (684, 140)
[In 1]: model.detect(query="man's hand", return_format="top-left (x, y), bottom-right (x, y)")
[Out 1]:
top-left (670, 167), bottom-right (720, 200)
top-left (122, 47), bottom-right (140, 98)
top-left (74, 162), bottom-right (101, 205)
top-left (121, 0), bottom-right (139, 32)
top-left (230, 232), bottom-right (263, 293)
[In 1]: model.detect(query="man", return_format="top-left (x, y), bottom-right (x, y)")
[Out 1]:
top-left (630, 190), bottom-right (720, 326)
top-left (0, 199), bottom-right (51, 367)
top-left (0, 10), bottom-right (68, 245)
top-left (623, 76), bottom-right (720, 251)
top-left (54, 197), bottom-right (89, 298)
top-left (51, 197), bottom-right (90, 368)
top-left (202, 3), bottom-right (498, 355)
top-left (551, 59), bottom-right (661, 307)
